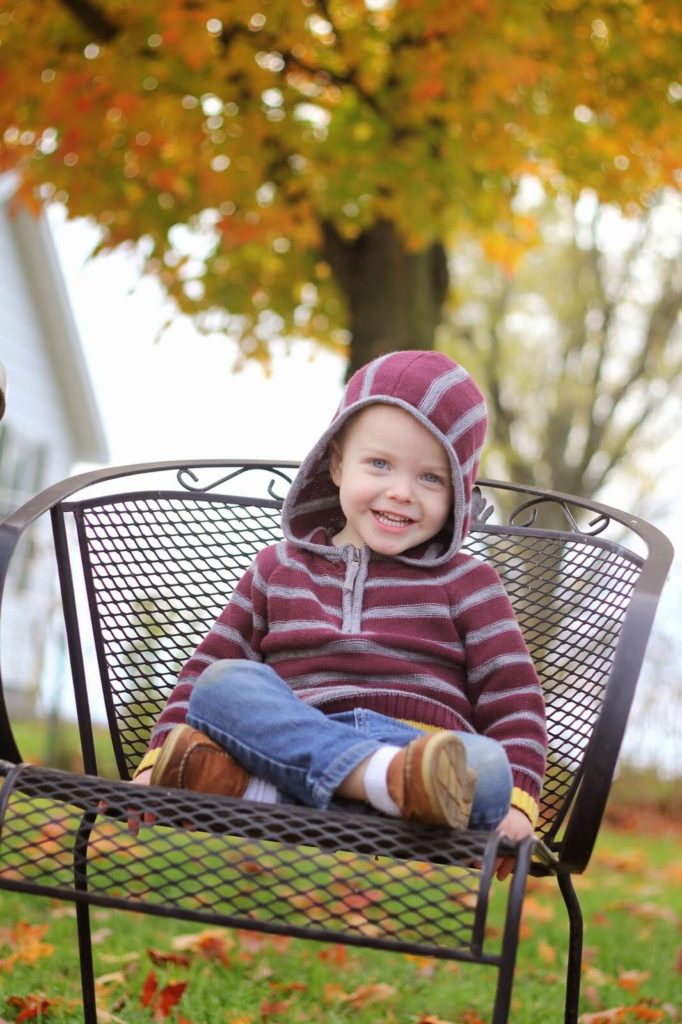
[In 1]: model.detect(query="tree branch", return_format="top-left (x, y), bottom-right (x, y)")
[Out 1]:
top-left (57, 0), bottom-right (120, 42)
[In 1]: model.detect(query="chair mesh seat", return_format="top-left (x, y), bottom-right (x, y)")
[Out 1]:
top-left (0, 761), bottom-right (511, 960)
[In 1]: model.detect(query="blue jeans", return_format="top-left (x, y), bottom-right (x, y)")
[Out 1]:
top-left (187, 660), bottom-right (512, 830)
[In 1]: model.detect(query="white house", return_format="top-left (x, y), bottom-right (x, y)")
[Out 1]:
top-left (0, 173), bottom-right (108, 717)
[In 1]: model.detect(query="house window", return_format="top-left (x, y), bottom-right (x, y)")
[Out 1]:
top-left (0, 423), bottom-right (47, 515)
top-left (0, 423), bottom-right (48, 590)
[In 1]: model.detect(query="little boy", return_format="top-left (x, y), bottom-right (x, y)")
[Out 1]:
top-left (134, 351), bottom-right (547, 865)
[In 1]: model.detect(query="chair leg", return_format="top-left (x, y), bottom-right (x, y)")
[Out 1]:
top-left (491, 838), bottom-right (534, 1024)
top-left (76, 901), bottom-right (98, 1024)
top-left (558, 872), bottom-right (583, 1024)
top-left (74, 810), bottom-right (98, 1024)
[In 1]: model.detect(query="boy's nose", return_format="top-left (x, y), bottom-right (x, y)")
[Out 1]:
top-left (386, 477), bottom-right (413, 502)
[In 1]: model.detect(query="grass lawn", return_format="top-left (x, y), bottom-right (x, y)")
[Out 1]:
top-left (0, 819), bottom-right (680, 1024)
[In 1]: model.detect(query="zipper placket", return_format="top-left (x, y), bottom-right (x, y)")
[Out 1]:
top-left (341, 546), bottom-right (366, 633)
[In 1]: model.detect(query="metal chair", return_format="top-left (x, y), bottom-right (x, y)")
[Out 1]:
top-left (0, 460), bottom-right (673, 1023)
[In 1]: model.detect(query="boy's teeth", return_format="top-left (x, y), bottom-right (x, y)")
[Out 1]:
top-left (377, 512), bottom-right (410, 525)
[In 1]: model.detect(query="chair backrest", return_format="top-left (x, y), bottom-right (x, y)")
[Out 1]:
top-left (1, 460), bottom-right (672, 871)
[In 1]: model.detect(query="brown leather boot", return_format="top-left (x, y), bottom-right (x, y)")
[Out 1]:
top-left (150, 724), bottom-right (249, 798)
top-left (386, 731), bottom-right (476, 828)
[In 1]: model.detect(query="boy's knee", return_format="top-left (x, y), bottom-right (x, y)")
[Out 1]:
top-left (471, 736), bottom-right (512, 786)
top-left (196, 659), bottom-right (247, 689)
top-left (197, 655), bottom-right (261, 688)
top-left (193, 659), bottom-right (275, 701)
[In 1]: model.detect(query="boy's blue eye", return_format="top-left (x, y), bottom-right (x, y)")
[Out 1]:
top-left (423, 473), bottom-right (444, 485)
top-left (371, 458), bottom-right (388, 469)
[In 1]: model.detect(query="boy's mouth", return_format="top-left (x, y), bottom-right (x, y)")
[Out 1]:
top-left (372, 510), bottom-right (414, 528)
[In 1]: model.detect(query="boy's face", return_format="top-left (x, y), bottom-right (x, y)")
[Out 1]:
top-left (329, 403), bottom-right (453, 557)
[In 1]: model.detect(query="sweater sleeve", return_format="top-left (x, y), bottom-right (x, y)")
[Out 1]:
top-left (134, 552), bottom-right (270, 775)
top-left (455, 560), bottom-right (548, 824)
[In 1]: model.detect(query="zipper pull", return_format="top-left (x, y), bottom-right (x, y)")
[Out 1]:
top-left (343, 547), bottom-right (361, 591)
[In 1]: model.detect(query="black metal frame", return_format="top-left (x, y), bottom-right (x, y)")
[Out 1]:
top-left (0, 460), bottom-right (674, 1024)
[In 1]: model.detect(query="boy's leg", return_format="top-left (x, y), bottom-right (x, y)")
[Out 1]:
top-left (156, 661), bottom-right (478, 827)
top-left (186, 660), bottom-right (381, 809)
top-left (454, 733), bottom-right (512, 830)
top-left (335, 712), bottom-right (511, 830)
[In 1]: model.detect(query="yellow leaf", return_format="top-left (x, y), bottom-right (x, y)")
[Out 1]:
top-left (538, 939), bottom-right (557, 965)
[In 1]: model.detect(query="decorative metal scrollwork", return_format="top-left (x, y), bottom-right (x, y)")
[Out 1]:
top-left (472, 486), bottom-right (612, 536)
top-left (176, 465), bottom-right (294, 502)
top-left (471, 486), bottom-right (495, 524)
top-left (507, 496), bottom-right (611, 536)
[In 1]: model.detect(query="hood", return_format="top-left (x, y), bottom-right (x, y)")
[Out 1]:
top-left (282, 350), bottom-right (488, 567)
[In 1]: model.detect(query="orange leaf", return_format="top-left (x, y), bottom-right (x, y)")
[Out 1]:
top-left (0, 922), bottom-right (55, 971)
top-left (522, 895), bottom-right (555, 922)
top-left (617, 969), bottom-right (650, 992)
top-left (630, 1005), bottom-right (667, 1021)
top-left (579, 1009), bottom-right (628, 1023)
top-left (260, 998), bottom-right (291, 1019)
top-left (538, 938), bottom-right (557, 965)
top-left (317, 944), bottom-right (348, 966)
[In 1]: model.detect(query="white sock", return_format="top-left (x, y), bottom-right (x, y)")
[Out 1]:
top-left (242, 776), bottom-right (279, 804)
top-left (363, 745), bottom-right (402, 817)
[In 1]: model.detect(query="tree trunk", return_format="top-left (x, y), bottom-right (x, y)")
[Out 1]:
top-left (322, 219), bottom-right (449, 378)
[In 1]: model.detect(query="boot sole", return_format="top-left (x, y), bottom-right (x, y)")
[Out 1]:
top-left (420, 732), bottom-right (476, 828)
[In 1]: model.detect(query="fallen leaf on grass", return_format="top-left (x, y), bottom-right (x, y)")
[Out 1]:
top-left (538, 938), bottom-right (557, 965)
top-left (579, 1004), bottom-right (670, 1023)
top-left (323, 982), bottom-right (396, 1008)
top-left (317, 944), bottom-right (348, 966)
top-left (5, 994), bottom-right (79, 1021)
top-left (593, 848), bottom-right (647, 874)
top-left (583, 964), bottom-right (611, 988)
top-left (522, 895), bottom-right (555, 923)
top-left (260, 998), bottom-right (292, 1019)
top-left (456, 1012), bottom-right (487, 1024)
top-left (6, 994), bottom-right (55, 1022)
top-left (606, 901), bottom-right (678, 925)
top-left (148, 948), bottom-right (192, 967)
top-left (171, 927), bottom-right (233, 964)
top-left (96, 970), bottom-right (128, 990)
top-left (140, 970), bottom-right (188, 1021)
top-left (0, 922), bottom-right (55, 971)
top-left (89, 822), bottom-right (148, 859)
top-left (235, 929), bottom-right (291, 955)
top-left (617, 970), bottom-right (651, 993)
top-left (579, 1009), bottom-right (628, 1023)
top-left (406, 953), bottom-right (437, 977)
top-left (267, 981), bottom-right (307, 996)
top-left (416, 1016), bottom-right (456, 1024)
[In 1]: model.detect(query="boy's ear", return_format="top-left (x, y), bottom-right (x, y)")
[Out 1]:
top-left (329, 440), bottom-right (342, 487)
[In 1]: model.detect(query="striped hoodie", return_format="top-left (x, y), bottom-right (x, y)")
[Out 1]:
top-left (142, 351), bottom-right (547, 822)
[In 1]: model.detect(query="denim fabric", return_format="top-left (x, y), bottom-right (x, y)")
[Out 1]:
top-left (187, 659), bottom-right (512, 829)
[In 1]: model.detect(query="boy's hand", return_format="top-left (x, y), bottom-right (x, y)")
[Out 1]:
top-left (494, 807), bottom-right (534, 881)
top-left (126, 768), bottom-right (156, 834)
